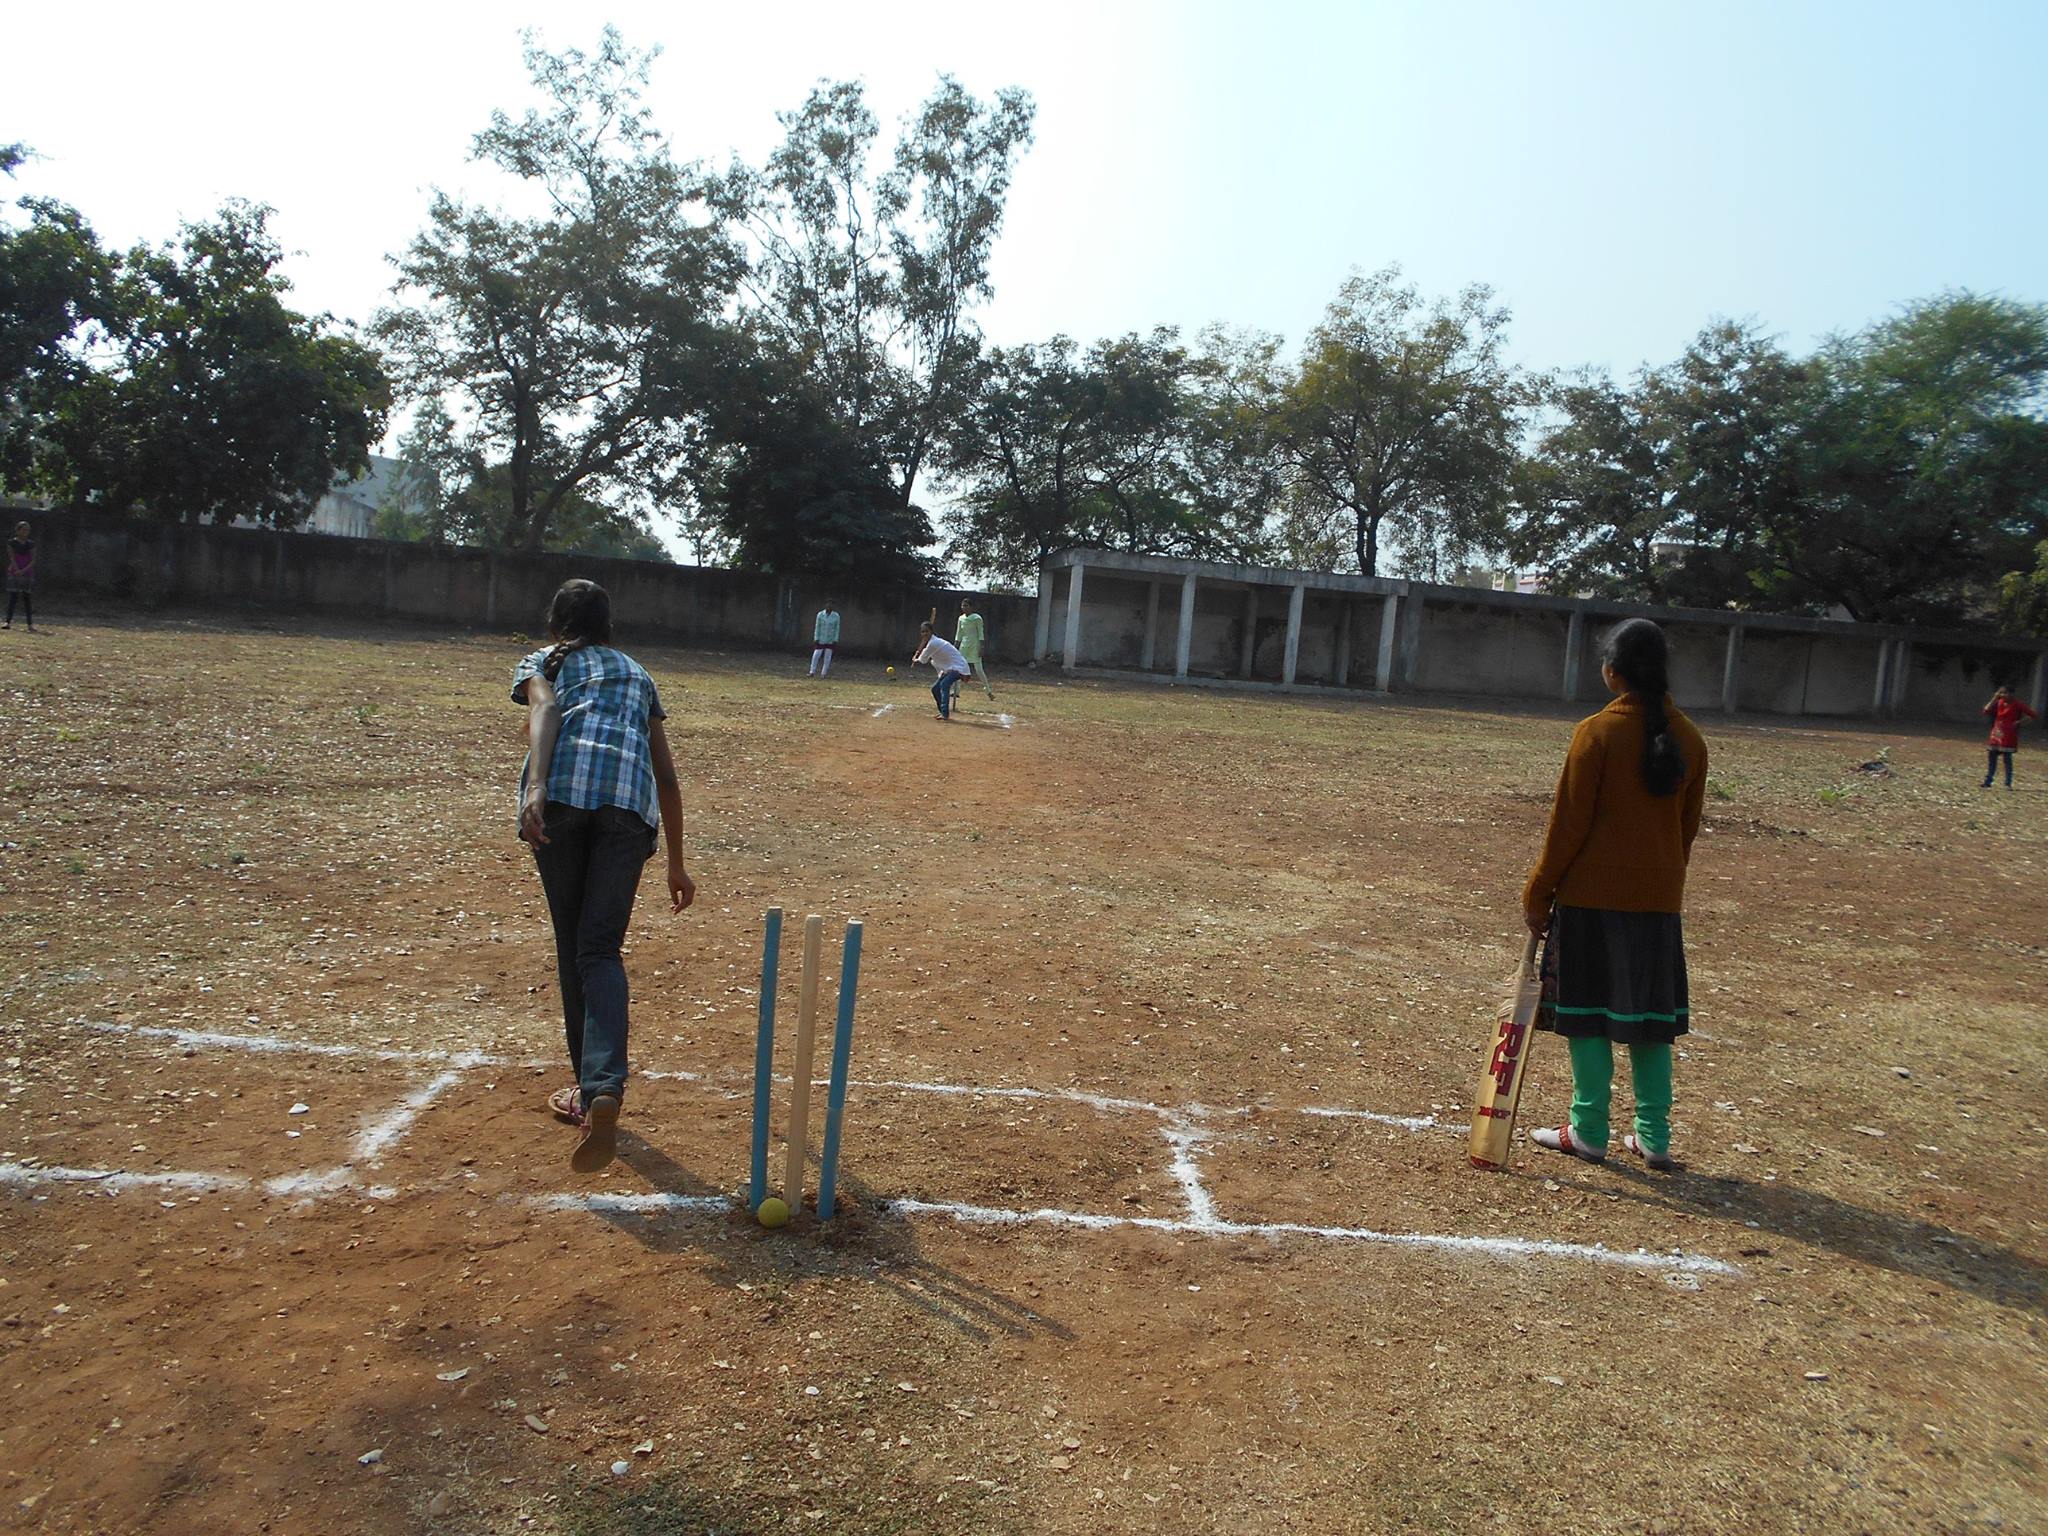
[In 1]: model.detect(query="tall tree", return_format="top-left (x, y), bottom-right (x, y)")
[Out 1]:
top-left (377, 28), bottom-right (737, 553)
top-left (943, 329), bottom-right (1276, 582)
top-left (1762, 293), bottom-right (2048, 622)
top-left (32, 201), bottom-right (387, 523)
top-left (1508, 323), bottom-right (1813, 607)
top-left (714, 75), bottom-right (1034, 510)
top-left (0, 193), bottom-right (113, 490)
top-left (1509, 369), bottom-right (1675, 600)
top-left (1278, 266), bottom-right (1523, 576)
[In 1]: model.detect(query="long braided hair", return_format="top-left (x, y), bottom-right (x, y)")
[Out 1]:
top-left (1603, 618), bottom-right (1686, 796)
top-left (541, 579), bottom-right (613, 681)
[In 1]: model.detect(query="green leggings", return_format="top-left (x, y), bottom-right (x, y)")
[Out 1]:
top-left (1566, 1036), bottom-right (1674, 1154)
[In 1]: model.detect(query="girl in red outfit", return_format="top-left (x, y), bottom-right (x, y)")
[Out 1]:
top-left (1982, 685), bottom-right (2039, 789)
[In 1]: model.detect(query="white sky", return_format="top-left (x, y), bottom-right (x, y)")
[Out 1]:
top-left (8, 0), bottom-right (2046, 425)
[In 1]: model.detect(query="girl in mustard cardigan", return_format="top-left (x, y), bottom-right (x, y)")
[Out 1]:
top-left (1521, 619), bottom-right (1708, 1171)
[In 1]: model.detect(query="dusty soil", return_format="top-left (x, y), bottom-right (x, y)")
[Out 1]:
top-left (0, 604), bottom-right (2043, 1536)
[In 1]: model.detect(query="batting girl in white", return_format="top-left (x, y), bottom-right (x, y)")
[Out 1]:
top-left (515, 579), bottom-right (696, 1172)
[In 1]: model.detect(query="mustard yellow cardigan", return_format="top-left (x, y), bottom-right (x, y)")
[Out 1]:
top-left (1522, 695), bottom-right (1709, 916)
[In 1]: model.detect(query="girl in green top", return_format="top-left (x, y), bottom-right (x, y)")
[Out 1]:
top-left (955, 597), bottom-right (994, 699)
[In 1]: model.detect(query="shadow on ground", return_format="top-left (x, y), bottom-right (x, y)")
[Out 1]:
top-left (1544, 1159), bottom-right (2048, 1314)
top-left (590, 1130), bottom-right (1075, 1346)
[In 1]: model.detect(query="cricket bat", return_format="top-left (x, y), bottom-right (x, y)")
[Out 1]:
top-left (1469, 932), bottom-right (1542, 1169)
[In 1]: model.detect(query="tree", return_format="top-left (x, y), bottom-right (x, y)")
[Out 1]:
top-left (698, 333), bottom-right (940, 583)
top-left (943, 329), bottom-right (1277, 582)
top-left (0, 194), bottom-right (113, 490)
top-left (33, 201), bottom-right (387, 523)
top-left (1999, 539), bottom-right (2048, 635)
top-left (1508, 323), bottom-right (1814, 607)
top-left (377, 28), bottom-right (737, 553)
top-left (1761, 293), bottom-right (2048, 623)
top-left (1509, 369), bottom-right (1675, 600)
top-left (714, 75), bottom-right (1034, 509)
top-left (1278, 266), bottom-right (1523, 577)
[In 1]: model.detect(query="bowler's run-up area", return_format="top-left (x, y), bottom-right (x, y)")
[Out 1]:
top-left (2, 611), bottom-right (2044, 1536)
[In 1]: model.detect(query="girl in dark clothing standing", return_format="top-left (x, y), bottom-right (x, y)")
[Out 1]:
top-left (5, 522), bottom-right (35, 632)
top-left (1521, 619), bottom-right (1709, 1171)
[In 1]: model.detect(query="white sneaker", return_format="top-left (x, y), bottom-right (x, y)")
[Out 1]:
top-left (1623, 1133), bottom-right (1675, 1171)
top-left (1530, 1125), bottom-right (1607, 1162)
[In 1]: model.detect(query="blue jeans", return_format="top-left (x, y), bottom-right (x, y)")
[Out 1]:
top-left (531, 803), bottom-right (655, 1103)
top-left (1985, 749), bottom-right (2013, 787)
top-left (932, 668), bottom-right (966, 717)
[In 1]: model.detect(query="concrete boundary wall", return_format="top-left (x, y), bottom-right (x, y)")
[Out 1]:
top-left (1034, 549), bottom-right (2048, 725)
top-left (15, 509), bottom-right (1037, 665)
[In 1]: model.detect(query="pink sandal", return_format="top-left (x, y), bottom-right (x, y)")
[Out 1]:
top-left (546, 1085), bottom-right (585, 1126)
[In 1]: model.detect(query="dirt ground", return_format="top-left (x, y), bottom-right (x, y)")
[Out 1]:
top-left (0, 604), bottom-right (2043, 1536)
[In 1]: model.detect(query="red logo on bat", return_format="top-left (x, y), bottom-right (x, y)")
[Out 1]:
top-left (1488, 1018), bottom-right (1526, 1096)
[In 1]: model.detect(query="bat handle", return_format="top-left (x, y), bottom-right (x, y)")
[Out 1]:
top-left (1520, 929), bottom-right (1541, 974)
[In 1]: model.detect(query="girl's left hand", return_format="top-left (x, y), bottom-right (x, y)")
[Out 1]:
top-left (519, 791), bottom-right (549, 845)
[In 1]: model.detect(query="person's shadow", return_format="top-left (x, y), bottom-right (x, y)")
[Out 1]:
top-left (1544, 1159), bottom-right (2047, 1314)
top-left (596, 1130), bottom-right (1075, 1345)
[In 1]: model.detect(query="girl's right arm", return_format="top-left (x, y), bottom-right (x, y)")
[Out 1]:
top-left (648, 718), bottom-right (695, 913)
top-left (520, 673), bottom-right (563, 844)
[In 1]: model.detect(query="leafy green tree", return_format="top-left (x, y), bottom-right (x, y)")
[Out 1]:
top-left (1999, 539), bottom-right (2048, 635)
top-left (697, 334), bottom-right (939, 583)
top-left (713, 75), bottom-right (1034, 509)
top-left (0, 194), bottom-right (114, 490)
top-left (1509, 323), bottom-right (1814, 607)
top-left (943, 329), bottom-right (1277, 582)
top-left (1762, 293), bottom-right (2048, 622)
top-left (1278, 266), bottom-right (1524, 577)
top-left (34, 201), bottom-right (387, 523)
top-left (377, 28), bottom-right (737, 553)
top-left (1509, 369), bottom-right (1674, 599)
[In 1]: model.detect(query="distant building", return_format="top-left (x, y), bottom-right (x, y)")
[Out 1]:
top-left (306, 454), bottom-right (405, 539)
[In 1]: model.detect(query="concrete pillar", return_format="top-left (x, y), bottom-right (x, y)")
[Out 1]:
top-left (485, 554), bottom-right (498, 626)
top-left (1562, 609), bottom-right (1586, 702)
top-left (2030, 650), bottom-right (2048, 718)
top-left (1140, 582), bottom-right (1160, 671)
top-left (1871, 638), bottom-right (1893, 717)
top-left (1239, 587), bottom-right (1259, 678)
top-left (1034, 572), bottom-right (1054, 661)
top-left (382, 546), bottom-right (395, 612)
top-left (1375, 595), bottom-right (1399, 693)
top-left (1888, 641), bottom-right (1912, 715)
top-left (1174, 574), bottom-right (1197, 679)
top-left (1282, 585), bottom-right (1305, 687)
top-left (1334, 601), bottom-right (1353, 688)
top-left (1062, 562), bottom-right (1085, 673)
top-left (1720, 625), bottom-right (1744, 714)
top-left (1397, 594), bottom-right (1425, 690)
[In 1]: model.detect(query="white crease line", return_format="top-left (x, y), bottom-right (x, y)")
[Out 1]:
top-left (531, 1191), bottom-right (735, 1216)
top-left (81, 1020), bottom-right (509, 1066)
top-left (80, 1021), bottom-right (1446, 1137)
top-left (997, 712), bottom-right (1015, 730)
top-left (871, 704), bottom-right (894, 718)
top-left (1161, 1119), bottom-right (1219, 1227)
top-left (0, 1161), bottom-right (249, 1194)
top-left (884, 1198), bottom-right (1741, 1275)
top-left (1300, 1106), bottom-right (1455, 1134)
top-left (855, 1076), bottom-right (1164, 1117)
top-left (352, 1066), bottom-right (474, 1163)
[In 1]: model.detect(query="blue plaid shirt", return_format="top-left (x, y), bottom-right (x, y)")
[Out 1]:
top-left (512, 646), bottom-right (666, 830)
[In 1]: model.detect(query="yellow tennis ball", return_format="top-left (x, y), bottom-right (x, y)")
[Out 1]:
top-left (755, 1196), bottom-right (790, 1228)
top-left (886, 666), bottom-right (896, 677)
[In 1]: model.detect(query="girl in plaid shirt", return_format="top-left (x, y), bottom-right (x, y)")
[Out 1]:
top-left (515, 580), bottom-right (695, 1172)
